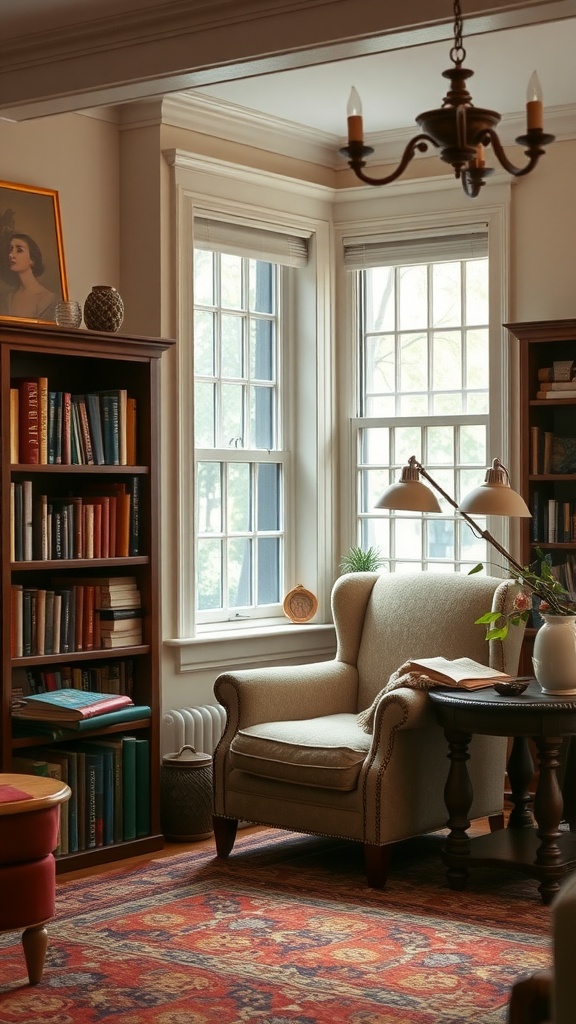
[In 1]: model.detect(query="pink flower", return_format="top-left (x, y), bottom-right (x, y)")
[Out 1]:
top-left (512, 591), bottom-right (531, 613)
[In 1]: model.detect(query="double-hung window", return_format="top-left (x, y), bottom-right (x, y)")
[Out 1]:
top-left (347, 230), bottom-right (495, 574)
top-left (193, 218), bottom-right (308, 625)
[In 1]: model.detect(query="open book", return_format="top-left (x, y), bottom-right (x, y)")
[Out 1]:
top-left (406, 657), bottom-right (513, 691)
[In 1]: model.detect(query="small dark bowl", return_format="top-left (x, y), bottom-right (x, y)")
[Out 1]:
top-left (493, 679), bottom-right (530, 696)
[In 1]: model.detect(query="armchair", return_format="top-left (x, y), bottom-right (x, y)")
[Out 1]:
top-left (213, 572), bottom-right (525, 887)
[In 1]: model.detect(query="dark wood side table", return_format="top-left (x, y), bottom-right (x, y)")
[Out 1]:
top-left (429, 680), bottom-right (576, 903)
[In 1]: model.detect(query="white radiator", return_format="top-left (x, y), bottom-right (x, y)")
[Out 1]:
top-left (162, 703), bottom-right (227, 757)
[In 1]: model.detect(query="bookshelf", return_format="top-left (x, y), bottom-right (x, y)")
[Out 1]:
top-left (0, 320), bottom-right (173, 871)
top-left (506, 318), bottom-right (576, 675)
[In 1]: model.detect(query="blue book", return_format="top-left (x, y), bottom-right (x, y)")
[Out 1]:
top-left (122, 736), bottom-right (137, 841)
top-left (73, 742), bottom-right (115, 846)
top-left (11, 705), bottom-right (151, 740)
top-left (84, 750), bottom-right (104, 848)
top-left (13, 687), bottom-right (134, 722)
top-left (134, 737), bottom-right (150, 836)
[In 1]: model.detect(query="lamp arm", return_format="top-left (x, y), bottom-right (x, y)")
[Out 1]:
top-left (481, 128), bottom-right (546, 178)
top-left (343, 135), bottom-right (435, 186)
top-left (411, 457), bottom-right (564, 612)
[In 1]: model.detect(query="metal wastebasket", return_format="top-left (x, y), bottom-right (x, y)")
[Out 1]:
top-left (160, 744), bottom-right (214, 841)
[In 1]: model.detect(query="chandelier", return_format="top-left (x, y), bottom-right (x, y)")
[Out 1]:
top-left (339, 0), bottom-right (555, 198)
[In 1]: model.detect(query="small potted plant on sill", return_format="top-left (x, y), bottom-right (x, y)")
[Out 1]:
top-left (339, 546), bottom-right (385, 575)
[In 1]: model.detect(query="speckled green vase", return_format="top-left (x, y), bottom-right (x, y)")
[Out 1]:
top-left (83, 285), bottom-right (124, 333)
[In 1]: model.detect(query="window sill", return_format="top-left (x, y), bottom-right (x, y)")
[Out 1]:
top-left (164, 622), bottom-right (336, 673)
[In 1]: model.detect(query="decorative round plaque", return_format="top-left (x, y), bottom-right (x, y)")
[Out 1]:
top-left (283, 584), bottom-right (318, 624)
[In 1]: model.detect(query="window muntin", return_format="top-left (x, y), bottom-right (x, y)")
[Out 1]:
top-left (194, 248), bottom-right (284, 622)
top-left (357, 255), bottom-right (490, 574)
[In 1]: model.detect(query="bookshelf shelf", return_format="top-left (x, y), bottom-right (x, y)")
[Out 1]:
top-left (506, 318), bottom-right (576, 673)
top-left (1, 320), bottom-right (173, 872)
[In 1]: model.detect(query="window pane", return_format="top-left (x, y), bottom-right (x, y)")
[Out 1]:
top-left (466, 328), bottom-right (489, 389)
top-left (399, 333), bottom-right (427, 391)
top-left (427, 426), bottom-right (454, 465)
top-left (194, 381), bottom-right (215, 447)
top-left (398, 265), bottom-right (427, 329)
top-left (427, 519), bottom-right (454, 560)
top-left (221, 253), bottom-right (243, 309)
top-left (228, 463), bottom-right (251, 532)
top-left (365, 266), bottom-right (395, 333)
top-left (465, 259), bottom-right (488, 325)
top-left (393, 426), bottom-right (422, 464)
top-left (395, 517), bottom-right (422, 558)
top-left (194, 310), bottom-right (215, 376)
top-left (365, 334), bottom-right (395, 396)
top-left (432, 331), bottom-right (462, 391)
top-left (258, 464), bottom-right (280, 530)
top-left (197, 538), bottom-right (223, 610)
top-left (194, 249), bottom-right (214, 306)
top-left (221, 315), bottom-right (244, 378)
top-left (228, 538), bottom-right (252, 606)
top-left (197, 462), bottom-right (222, 533)
top-left (251, 386), bottom-right (274, 449)
top-left (432, 262), bottom-right (460, 327)
top-left (221, 383), bottom-right (244, 447)
top-left (459, 425), bottom-right (486, 465)
top-left (250, 260), bottom-right (274, 313)
top-left (250, 318), bottom-right (274, 381)
top-left (258, 537), bottom-right (280, 603)
top-left (361, 427), bottom-right (389, 464)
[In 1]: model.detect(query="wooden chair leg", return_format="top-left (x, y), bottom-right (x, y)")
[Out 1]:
top-left (364, 843), bottom-right (393, 889)
top-left (488, 812), bottom-right (505, 832)
top-left (213, 815), bottom-right (239, 858)
top-left (21, 924), bottom-right (48, 985)
top-left (507, 969), bottom-right (552, 1024)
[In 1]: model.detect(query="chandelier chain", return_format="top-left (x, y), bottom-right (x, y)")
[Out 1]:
top-left (450, 0), bottom-right (466, 66)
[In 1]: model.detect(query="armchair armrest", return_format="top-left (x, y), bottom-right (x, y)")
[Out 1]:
top-left (215, 660), bottom-right (358, 732)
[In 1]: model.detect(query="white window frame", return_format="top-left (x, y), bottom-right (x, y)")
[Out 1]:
top-left (333, 176), bottom-right (514, 569)
top-left (166, 151), bottom-right (335, 656)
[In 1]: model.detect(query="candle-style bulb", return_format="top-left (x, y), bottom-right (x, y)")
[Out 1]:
top-left (347, 86), bottom-right (364, 144)
top-left (526, 70), bottom-right (543, 103)
top-left (526, 70), bottom-right (543, 131)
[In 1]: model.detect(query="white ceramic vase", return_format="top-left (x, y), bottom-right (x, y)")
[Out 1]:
top-left (532, 613), bottom-right (576, 695)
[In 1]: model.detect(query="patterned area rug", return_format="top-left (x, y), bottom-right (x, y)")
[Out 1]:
top-left (0, 828), bottom-right (551, 1023)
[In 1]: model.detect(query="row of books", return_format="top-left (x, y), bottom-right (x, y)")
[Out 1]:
top-left (11, 577), bottom-right (143, 657)
top-left (530, 493), bottom-right (576, 544)
top-left (11, 377), bottom-right (137, 466)
top-left (11, 477), bottom-right (140, 561)
top-left (12, 658), bottom-right (135, 699)
top-left (530, 428), bottom-right (576, 475)
top-left (13, 735), bottom-right (150, 855)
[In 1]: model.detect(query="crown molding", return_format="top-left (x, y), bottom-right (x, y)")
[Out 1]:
top-left (117, 92), bottom-right (575, 174)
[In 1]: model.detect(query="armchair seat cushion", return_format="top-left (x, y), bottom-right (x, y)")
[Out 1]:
top-left (230, 713), bottom-right (371, 791)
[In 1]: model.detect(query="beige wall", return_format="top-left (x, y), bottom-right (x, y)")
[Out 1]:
top-left (1, 109), bottom-right (574, 720)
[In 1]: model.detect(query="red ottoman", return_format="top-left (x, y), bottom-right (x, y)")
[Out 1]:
top-left (0, 774), bottom-right (71, 984)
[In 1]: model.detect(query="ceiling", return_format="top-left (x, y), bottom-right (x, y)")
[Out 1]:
top-left (191, 18), bottom-right (576, 136)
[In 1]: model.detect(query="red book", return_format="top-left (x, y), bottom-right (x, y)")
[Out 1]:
top-left (15, 378), bottom-right (40, 464)
top-left (93, 502), bottom-right (102, 560)
top-left (83, 585), bottom-right (95, 651)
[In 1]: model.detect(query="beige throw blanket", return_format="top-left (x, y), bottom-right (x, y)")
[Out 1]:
top-left (357, 661), bottom-right (442, 733)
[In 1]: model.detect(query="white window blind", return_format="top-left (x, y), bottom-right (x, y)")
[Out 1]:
top-left (343, 229), bottom-right (488, 270)
top-left (194, 217), bottom-right (309, 267)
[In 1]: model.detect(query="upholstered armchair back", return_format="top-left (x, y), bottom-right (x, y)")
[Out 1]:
top-left (331, 572), bottom-right (523, 714)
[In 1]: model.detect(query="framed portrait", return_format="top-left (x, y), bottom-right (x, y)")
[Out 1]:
top-left (0, 180), bottom-right (68, 324)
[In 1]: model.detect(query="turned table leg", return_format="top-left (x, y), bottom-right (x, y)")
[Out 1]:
top-left (507, 736), bottom-right (535, 828)
top-left (443, 728), bottom-right (473, 890)
top-left (533, 735), bottom-right (564, 904)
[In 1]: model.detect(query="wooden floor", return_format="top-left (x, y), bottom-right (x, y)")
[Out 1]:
top-left (56, 817), bottom-right (499, 885)
top-left (56, 826), bottom-right (265, 884)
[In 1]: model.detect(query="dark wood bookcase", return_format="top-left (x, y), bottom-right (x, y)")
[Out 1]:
top-left (506, 318), bottom-right (576, 675)
top-left (0, 320), bottom-right (173, 871)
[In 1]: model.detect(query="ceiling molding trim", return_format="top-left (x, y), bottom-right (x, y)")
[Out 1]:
top-left (122, 93), bottom-right (337, 166)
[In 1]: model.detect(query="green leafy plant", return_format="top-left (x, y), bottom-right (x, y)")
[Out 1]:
top-left (473, 549), bottom-right (575, 641)
top-left (339, 546), bottom-right (385, 575)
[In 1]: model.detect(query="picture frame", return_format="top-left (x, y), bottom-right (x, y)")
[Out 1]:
top-left (0, 180), bottom-right (68, 325)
